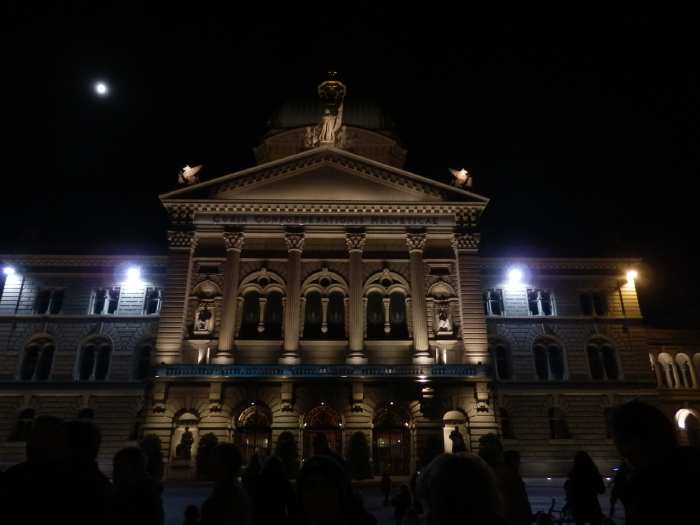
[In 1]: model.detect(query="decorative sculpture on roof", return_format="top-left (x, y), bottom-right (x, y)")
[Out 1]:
top-left (178, 164), bottom-right (202, 185)
top-left (304, 72), bottom-right (347, 148)
top-left (449, 168), bottom-right (473, 188)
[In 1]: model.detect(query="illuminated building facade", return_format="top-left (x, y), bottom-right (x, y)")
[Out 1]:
top-left (1, 79), bottom-right (698, 476)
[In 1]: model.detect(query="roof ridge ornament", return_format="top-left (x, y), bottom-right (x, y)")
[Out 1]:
top-left (449, 168), bottom-right (473, 188)
top-left (178, 164), bottom-right (202, 186)
top-left (304, 73), bottom-right (348, 149)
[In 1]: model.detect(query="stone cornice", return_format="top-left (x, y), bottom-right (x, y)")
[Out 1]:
top-left (0, 254), bottom-right (168, 268)
top-left (163, 201), bottom-right (483, 228)
top-left (479, 257), bottom-right (643, 272)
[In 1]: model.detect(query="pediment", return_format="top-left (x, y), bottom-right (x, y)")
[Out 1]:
top-left (161, 147), bottom-right (488, 205)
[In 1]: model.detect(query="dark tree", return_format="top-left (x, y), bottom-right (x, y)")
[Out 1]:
top-left (347, 431), bottom-right (372, 480)
top-left (275, 431), bottom-right (299, 478)
top-left (139, 434), bottom-right (164, 480)
top-left (478, 433), bottom-right (504, 467)
top-left (196, 432), bottom-right (219, 480)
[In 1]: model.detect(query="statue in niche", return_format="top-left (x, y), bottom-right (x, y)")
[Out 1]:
top-left (449, 426), bottom-right (467, 453)
top-left (437, 305), bottom-right (452, 332)
top-left (195, 305), bottom-right (213, 333)
top-left (175, 426), bottom-right (194, 460)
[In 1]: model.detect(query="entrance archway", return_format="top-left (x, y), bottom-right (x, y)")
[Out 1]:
top-left (303, 405), bottom-right (342, 458)
top-left (676, 408), bottom-right (700, 448)
top-left (236, 404), bottom-right (272, 464)
top-left (443, 410), bottom-right (469, 453)
top-left (373, 406), bottom-right (410, 475)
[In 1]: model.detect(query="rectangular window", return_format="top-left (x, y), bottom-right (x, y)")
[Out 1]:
top-left (34, 289), bottom-right (64, 315)
top-left (580, 291), bottom-right (608, 316)
top-left (483, 289), bottom-right (504, 316)
top-left (527, 289), bottom-right (555, 316)
top-left (143, 287), bottom-right (162, 315)
top-left (90, 287), bottom-right (120, 315)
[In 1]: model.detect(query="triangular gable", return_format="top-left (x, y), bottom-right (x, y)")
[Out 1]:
top-left (160, 146), bottom-right (489, 204)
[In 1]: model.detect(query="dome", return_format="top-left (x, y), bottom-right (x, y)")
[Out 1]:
top-left (267, 98), bottom-right (396, 134)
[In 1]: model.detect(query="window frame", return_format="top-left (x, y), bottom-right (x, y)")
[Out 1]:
top-left (527, 288), bottom-right (556, 317)
top-left (89, 287), bottom-right (121, 315)
top-left (533, 339), bottom-right (567, 381)
top-left (33, 288), bottom-right (65, 315)
top-left (483, 288), bottom-right (505, 317)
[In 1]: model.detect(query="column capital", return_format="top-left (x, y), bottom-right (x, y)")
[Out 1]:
top-left (452, 231), bottom-right (480, 252)
top-left (167, 230), bottom-right (197, 251)
top-left (223, 231), bottom-right (245, 252)
top-left (406, 232), bottom-right (427, 253)
top-left (345, 232), bottom-right (366, 253)
top-left (285, 232), bottom-right (305, 253)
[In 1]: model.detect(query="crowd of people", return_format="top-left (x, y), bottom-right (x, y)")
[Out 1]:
top-left (1, 399), bottom-right (699, 525)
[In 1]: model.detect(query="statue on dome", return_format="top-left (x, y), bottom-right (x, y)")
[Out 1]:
top-left (305, 72), bottom-right (347, 148)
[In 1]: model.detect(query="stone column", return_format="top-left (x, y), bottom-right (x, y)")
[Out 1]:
top-left (155, 231), bottom-right (197, 364)
top-left (215, 232), bottom-right (244, 364)
top-left (346, 232), bottom-right (367, 364)
top-left (452, 231), bottom-right (489, 365)
top-left (280, 232), bottom-right (304, 364)
top-left (406, 232), bottom-right (431, 364)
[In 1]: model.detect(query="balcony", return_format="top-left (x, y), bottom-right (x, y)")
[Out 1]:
top-left (154, 363), bottom-right (490, 380)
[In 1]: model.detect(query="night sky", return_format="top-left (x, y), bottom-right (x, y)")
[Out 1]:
top-left (3, 4), bottom-right (699, 327)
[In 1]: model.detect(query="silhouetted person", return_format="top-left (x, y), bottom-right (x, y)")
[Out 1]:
top-left (391, 484), bottom-right (412, 524)
top-left (608, 463), bottom-right (630, 521)
top-left (3, 415), bottom-right (69, 524)
top-left (381, 469), bottom-right (392, 505)
top-left (566, 451), bottom-right (605, 525)
top-left (65, 419), bottom-right (114, 525)
top-left (295, 455), bottom-right (374, 525)
top-left (449, 426), bottom-right (467, 453)
top-left (112, 446), bottom-right (164, 525)
top-left (417, 453), bottom-right (507, 525)
top-left (503, 450), bottom-right (533, 525)
top-left (200, 443), bottom-right (251, 525)
top-left (479, 434), bottom-right (519, 523)
top-left (183, 504), bottom-right (201, 525)
top-left (254, 455), bottom-right (296, 525)
top-left (312, 432), bottom-right (346, 470)
top-left (242, 453), bottom-right (261, 502)
top-left (610, 399), bottom-right (700, 525)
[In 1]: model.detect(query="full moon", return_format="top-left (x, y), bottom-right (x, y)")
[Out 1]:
top-left (94, 81), bottom-right (109, 96)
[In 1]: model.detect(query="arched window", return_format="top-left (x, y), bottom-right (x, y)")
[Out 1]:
top-left (20, 338), bottom-right (55, 381)
top-left (78, 338), bottom-right (112, 381)
top-left (657, 353), bottom-right (678, 389)
top-left (327, 291), bottom-right (345, 338)
top-left (264, 291), bottom-right (283, 338)
top-left (134, 342), bottom-right (153, 380)
top-left (492, 343), bottom-right (512, 380)
top-left (239, 291), bottom-right (261, 338)
top-left (548, 407), bottom-right (571, 439)
top-left (366, 292), bottom-right (384, 339)
top-left (587, 339), bottom-right (619, 380)
top-left (304, 291), bottom-right (323, 338)
top-left (533, 338), bottom-right (566, 381)
top-left (500, 408), bottom-right (515, 439)
top-left (389, 292), bottom-right (408, 338)
top-left (8, 408), bottom-right (35, 442)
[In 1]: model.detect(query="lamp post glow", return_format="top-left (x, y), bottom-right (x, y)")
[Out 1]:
top-left (626, 269), bottom-right (638, 284)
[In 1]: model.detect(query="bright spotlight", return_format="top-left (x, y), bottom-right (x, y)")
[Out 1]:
top-left (94, 81), bottom-right (109, 96)
top-left (508, 268), bottom-right (523, 284)
top-left (626, 269), bottom-right (638, 283)
top-left (2, 266), bottom-right (15, 276)
top-left (125, 266), bottom-right (142, 285)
